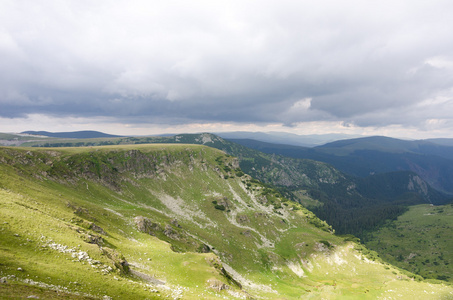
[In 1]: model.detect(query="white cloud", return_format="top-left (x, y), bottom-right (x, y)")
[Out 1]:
top-left (424, 57), bottom-right (453, 70)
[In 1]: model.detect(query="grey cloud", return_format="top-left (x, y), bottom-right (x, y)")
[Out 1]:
top-left (1, 0), bottom-right (453, 133)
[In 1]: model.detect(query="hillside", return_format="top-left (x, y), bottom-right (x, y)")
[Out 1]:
top-left (153, 134), bottom-right (450, 236)
top-left (1, 145), bottom-right (452, 299)
top-left (23, 133), bottom-right (450, 236)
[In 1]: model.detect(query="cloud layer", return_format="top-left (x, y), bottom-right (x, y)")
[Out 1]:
top-left (1, 0), bottom-right (453, 136)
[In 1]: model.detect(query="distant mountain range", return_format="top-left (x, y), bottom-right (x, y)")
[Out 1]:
top-left (21, 130), bottom-right (123, 139)
top-left (215, 131), bottom-right (362, 147)
top-left (229, 136), bottom-right (453, 194)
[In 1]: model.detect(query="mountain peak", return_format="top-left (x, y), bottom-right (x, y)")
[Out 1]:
top-left (173, 132), bottom-right (226, 145)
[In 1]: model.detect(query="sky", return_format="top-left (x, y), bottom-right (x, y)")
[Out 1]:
top-left (1, 0), bottom-right (453, 139)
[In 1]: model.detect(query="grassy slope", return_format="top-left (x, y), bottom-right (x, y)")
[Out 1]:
top-left (366, 204), bottom-right (453, 282)
top-left (0, 145), bottom-right (452, 299)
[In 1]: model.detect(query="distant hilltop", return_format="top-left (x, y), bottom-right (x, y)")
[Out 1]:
top-left (21, 130), bottom-right (123, 139)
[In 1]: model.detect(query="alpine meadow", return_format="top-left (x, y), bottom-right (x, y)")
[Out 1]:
top-left (1, 132), bottom-right (453, 299)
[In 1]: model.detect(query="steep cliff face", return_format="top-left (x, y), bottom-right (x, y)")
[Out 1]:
top-left (407, 174), bottom-right (429, 196)
top-left (0, 145), bottom-right (452, 299)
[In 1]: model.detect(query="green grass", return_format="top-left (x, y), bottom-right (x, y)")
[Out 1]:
top-left (1, 145), bottom-right (453, 299)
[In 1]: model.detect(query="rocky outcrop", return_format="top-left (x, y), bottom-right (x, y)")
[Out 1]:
top-left (163, 224), bottom-right (181, 240)
top-left (197, 243), bottom-right (211, 253)
top-left (101, 247), bottom-right (129, 274)
top-left (134, 216), bottom-right (163, 236)
top-left (89, 222), bottom-right (106, 235)
top-left (407, 174), bottom-right (428, 196)
top-left (84, 233), bottom-right (103, 245)
top-left (134, 216), bottom-right (210, 253)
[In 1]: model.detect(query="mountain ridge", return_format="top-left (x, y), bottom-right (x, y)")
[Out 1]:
top-left (21, 130), bottom-right (123, 139)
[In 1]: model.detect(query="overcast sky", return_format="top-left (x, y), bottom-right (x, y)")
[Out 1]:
top-left (1, 0), bottom-right (453, 138)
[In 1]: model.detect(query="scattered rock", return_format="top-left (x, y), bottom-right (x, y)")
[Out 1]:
top-left (0, 277), bottom-right (7, 283)
top-left (17, 267), bottom-right (24, 271)
top-left (26, 296), bottom-right (39, 299)
top-left (207, 279), bottom-right (229, 291)
top-left (170, 219), bottom-right (182, 228)
top-left (72, 250), bottom-right (90, 261)
top-left (236, 215), bottom-right (250, 224)
top-left (89, 223), bottom-right (106, 235)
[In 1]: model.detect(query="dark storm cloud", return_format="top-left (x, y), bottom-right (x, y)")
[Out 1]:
top-left (1, 0), bottom-right (453, 131)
